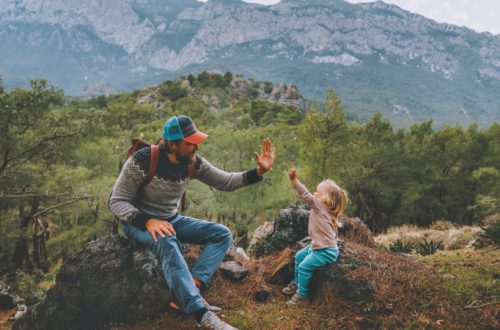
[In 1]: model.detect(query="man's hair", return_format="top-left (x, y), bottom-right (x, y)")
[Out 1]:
top-left (159, 138), bottom-right (181, 153)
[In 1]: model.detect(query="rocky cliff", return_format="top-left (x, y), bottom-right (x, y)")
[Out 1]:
top-left (1, 0), bottom-right (499, 126)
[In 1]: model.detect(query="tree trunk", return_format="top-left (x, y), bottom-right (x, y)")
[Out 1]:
top-left (11, 196), bottom-right (40, 271)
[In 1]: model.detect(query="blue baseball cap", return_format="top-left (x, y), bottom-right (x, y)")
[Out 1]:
top-left (162, 115), bottom-right (208, 144)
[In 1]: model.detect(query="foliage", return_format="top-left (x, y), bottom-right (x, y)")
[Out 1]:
top-left (416, 238), bottom-right (443, 256)
top-left (479, 220), bottom-right (500, 245)
top-left (430, 220), bottom-right (456, 231)
top-left (1, 72), bottom-right (499, 278)
top-left (389, 239), bottom-right (413, 253)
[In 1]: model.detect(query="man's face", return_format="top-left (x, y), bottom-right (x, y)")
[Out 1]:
top-left (173, 140), bottom-right (199, 165)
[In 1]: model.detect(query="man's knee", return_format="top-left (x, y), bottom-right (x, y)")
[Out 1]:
top-left (153, 235), bottom-right (181, 253)
top-left (212, 224), bottom-right (233, 245)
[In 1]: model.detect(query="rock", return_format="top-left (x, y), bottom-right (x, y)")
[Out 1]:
top-left (338, 216), bottom-right (375, 247)
top-left (219, 261), bottom-right (249, 281)
top-left (309, 244), bottom-right (375, 300)
top-left (0, 281), bottom-right (27, 321)
top-left (249, 205), bottom-right (309, 257)
top-left (82, 82), bottom-right (118, 98)
top-left (254, 290), bottom-right (269, 302)
top-left (470, 236), bottom-right (494, 249)
top-left (14, 235), bottom-right (170, 330)
top-left (250, 205), bottom-right (374, 257)
top-left (224, 245), bottom-right (250, 262)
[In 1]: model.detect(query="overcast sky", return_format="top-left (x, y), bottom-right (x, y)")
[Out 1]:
top-left (201, 0), bottom-right (500, 35)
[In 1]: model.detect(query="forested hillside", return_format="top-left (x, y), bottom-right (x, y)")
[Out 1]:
top-left (0, 71), bottom-right (499, 305)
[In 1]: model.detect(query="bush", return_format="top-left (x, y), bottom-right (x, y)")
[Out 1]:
top-left (430, 220), bottom-right (455, 231)
top-left (389, 239), bottom-right (414, 253)
top-left (416, 239), bottom-right (443, 256)
top-left (479, 220), bottom-right (500, 245)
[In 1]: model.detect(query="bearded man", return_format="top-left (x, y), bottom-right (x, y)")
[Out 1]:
top-left (109, 115), bottom-right (275, 330)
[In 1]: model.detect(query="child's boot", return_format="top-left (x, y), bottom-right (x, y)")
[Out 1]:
top-left (282, 281), bottom-right (298, 295)
top-left (286, 292), bottom-right (308, 306)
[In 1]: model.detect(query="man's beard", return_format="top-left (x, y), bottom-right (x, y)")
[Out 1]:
top-left (175, 152), bottom-right (195, 166)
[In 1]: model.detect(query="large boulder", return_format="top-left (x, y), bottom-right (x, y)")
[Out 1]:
top-left (0, 281), bottom-right (27, 321)
top-left (249, 205), bottom-right (374, 257)
top-left (14, 235), bottom-right (170, 330)
top-left (249, 205), bottom-right (309, 257)
top-left (251, 205), bottom-right (376, 300)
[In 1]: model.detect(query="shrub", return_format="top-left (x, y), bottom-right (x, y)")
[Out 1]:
top-left (430, 220), bottom-right (455, 231)
top-left (416, 239), bottom-right (443, 256)
top-left (389, 239), bottom-right (414, 253)
top-left (479, 221), bottom-right (500, 245)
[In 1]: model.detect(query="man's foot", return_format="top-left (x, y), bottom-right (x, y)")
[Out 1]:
top-left (282, 281), bottom-right (298, 295)
top-left (286, 292), bottom-right (308, 306)
top-left (199, 295), bottom-right (222, 313)
top-left (169, 296), bottom-right (222, 313)
top-left (198, 311), bottom-right (239, 330)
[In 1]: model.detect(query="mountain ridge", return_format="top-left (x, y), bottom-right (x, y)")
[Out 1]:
top-left (1, 0), bottom-right (499, 127)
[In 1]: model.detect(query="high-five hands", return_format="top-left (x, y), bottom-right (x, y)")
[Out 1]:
top-left (255, 138), bottom-right (275, 176)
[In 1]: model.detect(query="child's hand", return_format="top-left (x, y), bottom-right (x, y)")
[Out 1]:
top-left (288, 168), bottom-right (297, 183)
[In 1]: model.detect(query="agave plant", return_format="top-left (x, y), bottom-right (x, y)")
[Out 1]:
top-left (389, 239), bottom-right (414, 253)
top-left (480, 221), bottom-right (500, 245)
top-left (416, 239), bottom-right (443, 256)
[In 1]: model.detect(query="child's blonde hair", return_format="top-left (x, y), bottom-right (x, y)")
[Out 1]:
top-left (316, 179), bottom-right (348, 227)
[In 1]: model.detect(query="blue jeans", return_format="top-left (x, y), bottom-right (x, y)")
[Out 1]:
top-left (123, 214), bottom-right (232, 314)
top-left (294, 245), bottom-right (339, 299)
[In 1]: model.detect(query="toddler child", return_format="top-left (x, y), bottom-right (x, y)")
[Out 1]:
top-left (283, 168), bottom-right (348, 305)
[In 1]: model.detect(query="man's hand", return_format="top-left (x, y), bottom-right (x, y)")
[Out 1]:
top-left (255, 138), bottom-right (275, 176)
top-left (145, 219), bottom-right (176, 242)
top-left (288, 167), bottom-right (298, 184)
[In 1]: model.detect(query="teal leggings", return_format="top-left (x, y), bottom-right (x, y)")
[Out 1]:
top-left (294, 245), bottom-right (339, 298)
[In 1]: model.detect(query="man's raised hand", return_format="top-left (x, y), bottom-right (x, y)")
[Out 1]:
top-left (255, 138), bottom-right (275, 176)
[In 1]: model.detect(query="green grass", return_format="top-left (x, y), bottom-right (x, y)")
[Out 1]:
top-left (417, 248), bottom-right (499, 302)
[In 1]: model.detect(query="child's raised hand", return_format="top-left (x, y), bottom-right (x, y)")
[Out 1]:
top-left (288, 168), bottom-right (297, 183)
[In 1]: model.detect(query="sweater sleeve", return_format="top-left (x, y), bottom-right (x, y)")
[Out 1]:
top-left (108, 156), bottom-right (151, 229)
top-left (194, 156), bottom-right (262, 191)
top-left (292, 181), bottom-right (323, 211)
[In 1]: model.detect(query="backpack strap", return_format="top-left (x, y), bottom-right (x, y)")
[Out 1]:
top-left (181, 163), bottom-right (196, 211)
top-left (188, 163), bottom-right (196, 179)
top-left (145, 144), bottom-right (159, 185)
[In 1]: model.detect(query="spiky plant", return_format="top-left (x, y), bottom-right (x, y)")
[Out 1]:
top-left (389, 239), bottom-right (414, 253)
top-left (479, 221), bottom-right (500, 245)
top-left (416, 239), bottom-right (443, 256)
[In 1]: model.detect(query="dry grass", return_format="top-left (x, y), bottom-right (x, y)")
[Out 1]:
top-left (375, 224), bottom-right (482, 251)
top-left (113, 242), bottom-right (495, 330)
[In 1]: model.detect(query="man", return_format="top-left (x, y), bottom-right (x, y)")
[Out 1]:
top-left (109, 115), bottom-right (275, 330)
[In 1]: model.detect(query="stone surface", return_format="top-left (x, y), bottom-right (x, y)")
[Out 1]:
top-left (250, 205), bottom-right (374, 257)
top-left (249, 205), bottom-right (309, 258)
top-left (0, 281), bottom-right (27, 321)
top-left (13, 235), bottom-right (170, 330)
top-left (219, 261), bottom-right (249, 282)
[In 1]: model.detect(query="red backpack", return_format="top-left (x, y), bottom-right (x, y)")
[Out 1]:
top-left (126, 139), bottom-right (194, 210)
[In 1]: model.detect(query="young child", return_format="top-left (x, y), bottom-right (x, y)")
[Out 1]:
top-left (283, 168), bottom-right (348, 305)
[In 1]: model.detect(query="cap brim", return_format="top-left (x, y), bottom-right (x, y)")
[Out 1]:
top-left (182, 131), bottom-right (209, 144)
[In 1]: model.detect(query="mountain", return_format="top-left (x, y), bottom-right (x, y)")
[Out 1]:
top-left (1, 0), bottom-right (499, 127)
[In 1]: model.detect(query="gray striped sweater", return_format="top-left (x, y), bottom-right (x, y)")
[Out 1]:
top-left (109, 145), bottom-right (262, 229)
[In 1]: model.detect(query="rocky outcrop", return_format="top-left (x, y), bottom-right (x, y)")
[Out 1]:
top-left (250, 205), bottom-right (376, 300)
top-left (249, 205), bottom-right (374, 257)
top-left (82, 82), bottom-right (118, 98)
top-left (0, 281), bottom-right (27, 321)
top-left (249, 204), bottom-right (310, 258)
top-left (13, 235), bottom-right (170, 330)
